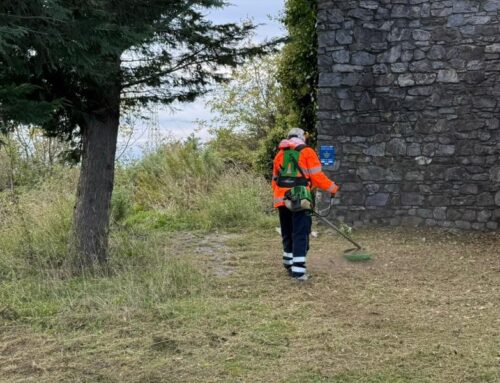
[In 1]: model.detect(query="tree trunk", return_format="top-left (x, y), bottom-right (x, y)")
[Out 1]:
top-left (72, 90), bottom-right (120, 271)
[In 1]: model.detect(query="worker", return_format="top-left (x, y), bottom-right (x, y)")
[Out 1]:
top-left (272, 128), bottom-right (339, 281)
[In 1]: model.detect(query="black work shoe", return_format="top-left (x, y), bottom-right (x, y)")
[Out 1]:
top-left (293, 274), bottom-right (309, 281)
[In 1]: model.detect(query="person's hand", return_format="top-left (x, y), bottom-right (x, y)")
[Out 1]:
top-left (331, 183), bottom-right (340, 196)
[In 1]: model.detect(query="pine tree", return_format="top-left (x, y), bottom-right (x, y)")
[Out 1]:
top-left (0, 0), bottom-right (271, 270)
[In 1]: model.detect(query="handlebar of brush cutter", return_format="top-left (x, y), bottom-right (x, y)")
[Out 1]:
top-left (312, 195), bottom-right (363, 251)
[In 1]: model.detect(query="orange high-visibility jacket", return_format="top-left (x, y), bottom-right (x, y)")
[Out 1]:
top-left (272, 138), bottom-right (339, 208)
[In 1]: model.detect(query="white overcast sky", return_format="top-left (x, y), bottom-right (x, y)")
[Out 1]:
top-left (120, 0), bottom-right (285, 159)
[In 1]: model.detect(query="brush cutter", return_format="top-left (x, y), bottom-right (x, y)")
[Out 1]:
top-left (313, 194), bottom-right (373, 262)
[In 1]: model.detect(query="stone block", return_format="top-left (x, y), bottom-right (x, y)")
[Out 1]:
top-left (432, 8), bottom-right (452, 17)
top-left (360, 0), bottom-right (379, 10)
top-left (460, 184), bottom-right (479, 194)
top-left (340, 99), bottom-right (355, 110)
top-left (405, 171), bottom-right (424, 181)
top-left (374, 73), bottom-right (395, 86)
top-left (427, 45), bottom-right (446, 60)
top-left (422, 143), bottom-right (438, 156)
top-left (363, 143), bottom-right (385, 156)
top-left (425, 219), bottom-right (437, 226)
top-left (489, 167), bottom-right (500, 182)
top-left (473, 97), bottom-right (497, 109)
top-left (430, 195), bottom-right (449, 207)
top-left (342, 192), bottom-right (365, 205)
top-left (486, 222), bottom-right (498, 230)
top-left (414, 73), bottom-right (437, 85)
top-left (447, 208), bottom-right (462, 220)
top-left (452, 1), bottom-right (478, 13)
top-left (401, 216), bottom-right (424, 226)
top-left (366, 193), bottom-right (390, 206)
top-left (413, 29), bottom-right (431, 41)
top-left (456, 220), bottom-right (472, 230)
top-left (365, 183), bottom-right (380, 195)
top-left (377, 45), bottom-right (402, 63)
top-left (495, 191), bottom-right (500, 206)
top-left (387, 138), bottom-right (407, 155)
top-left (477, 210), bottom-right (492, 222)
top-left (341, 183), bottom-right (363, 192)
top-left (319, 73), bottom-right (342, 87)
top-left (332, 49), bottom-right (350, 63)
top-left (347, 8), bottom-right (374, 21)
top-left (336, 30), bottom-right (353, 45)
top-left (408, 86), bottom-right (433, 96)
top-left (431, 27), bottom-right (461, 42)
top-left (477, 192), bottom-right (494, 206)
top-left (437, 69), bottom-right (459, 83)
top-left (352, 51), bottom-right (376, 65)
top-left (319, 31), bottom-right (336, 48)
top-left (467, 16), bottom-right (491, 25)
top-left (447, 14), bottom-right (465, 27)
top-left (484, 1), bottom-right (500, 11)
top-left (438, 145), bottom-right (455, 155)
top-left (357, 166), bottom-right (386, 181)
top-left (398, 74), bottom-right (415, 87)
top-left (391, 63), bottom-right (408, 73)
top-left (417, 209), bottom-right (433, 218)
top-left (472, 223), bottom-right (485, 230)
top-left (372, 64), bottom-right (388, 75)
top-left (407, 143), bottom-right (421, 156)
top-left (445, 167), bottom-right (467, 181)
top-left (401, 192), bottom-right (425, 205)
top-left (409, 60), bottom-right (434, 72)
top-left (433, 206), bottom-right (447, 219)
top-left (462, 210), bottom-right (476, 221)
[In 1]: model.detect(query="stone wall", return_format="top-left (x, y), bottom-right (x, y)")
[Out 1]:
top-left (317, 0), bottom-right (500, 230)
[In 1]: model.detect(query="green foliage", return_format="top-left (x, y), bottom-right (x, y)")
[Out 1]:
top-left (0, 138), bottom-right (276, 278)
top-left (117, 140), bottom-right (275, 232)
top-left (205, 0), bottom-right (319, 177)
top-left (277, 0), bottom-right (318, 139)
top-left (255, 124), bottom-right (288, 177)
top-left (206, 55), bottom-right (288, 171)
top-left (125, 140), bottom-right (223, 211)
top-left (198, 170), bottom-right (275, 230)
top-left (208, 55), bottom-right (284, 141)
top-left (0, 128), bottom-right (71, 191)
top-left (0, 0), bottom-right (274, 138)
top-left (206, 127), bottom-right (256, 169)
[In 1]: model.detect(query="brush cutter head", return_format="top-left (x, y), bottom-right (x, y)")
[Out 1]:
top-left (343, 248), bottom-right (373, 262)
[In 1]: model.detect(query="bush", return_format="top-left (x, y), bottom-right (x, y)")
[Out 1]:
top-left (117, 140), bottom-right (276, 232)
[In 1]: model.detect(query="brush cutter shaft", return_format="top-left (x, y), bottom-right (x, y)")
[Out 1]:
top-left (316, 215), bottom-right (363, 250)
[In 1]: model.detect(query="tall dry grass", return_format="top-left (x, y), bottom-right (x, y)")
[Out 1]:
top-left (0, 140), bottom-right (275, 326)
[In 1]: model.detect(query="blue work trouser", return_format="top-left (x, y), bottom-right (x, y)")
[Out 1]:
top-left (278, 206), bottom-right (312, 278)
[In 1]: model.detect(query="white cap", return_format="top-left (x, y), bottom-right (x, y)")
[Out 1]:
top-left (287, 128), bottom-right (305, 141)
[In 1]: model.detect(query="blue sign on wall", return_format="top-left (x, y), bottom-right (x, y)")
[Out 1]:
top-left (319, 145), bottom-right (335, 167)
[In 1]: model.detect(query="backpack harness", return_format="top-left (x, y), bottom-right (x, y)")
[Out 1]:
top-left (275, 145), bottom-right (311, 189)
top-left (275, 145), bottom-right (313, 212)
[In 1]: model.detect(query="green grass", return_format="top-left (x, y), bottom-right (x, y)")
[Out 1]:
top-left (1, 227), bottom-right (499, 382)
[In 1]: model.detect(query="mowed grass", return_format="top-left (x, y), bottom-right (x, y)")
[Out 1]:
top-left (1, 226), bottom-right (499, 383)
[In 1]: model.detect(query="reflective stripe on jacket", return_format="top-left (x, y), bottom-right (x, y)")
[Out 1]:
top-left (272, 138), bottom-right (339, 208)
